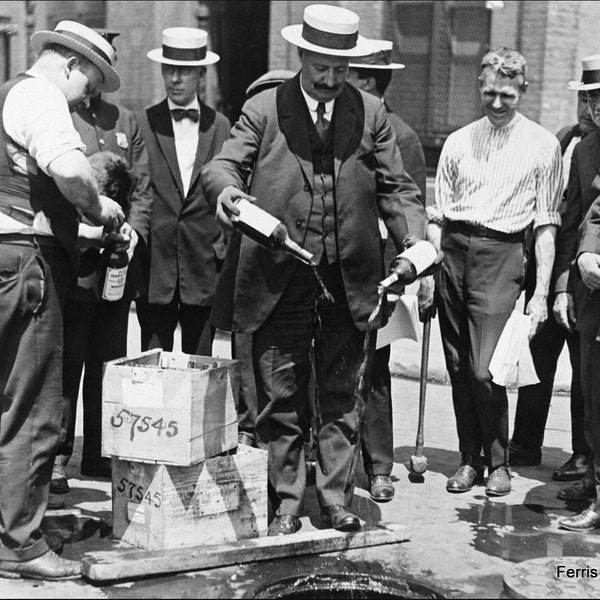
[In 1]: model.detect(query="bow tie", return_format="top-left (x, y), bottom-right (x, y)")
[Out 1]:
top-left (171, 108), bottom-right (199, 122)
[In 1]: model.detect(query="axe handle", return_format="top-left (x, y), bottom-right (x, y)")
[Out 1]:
top-left (415, 316), bottom-right (431, 456)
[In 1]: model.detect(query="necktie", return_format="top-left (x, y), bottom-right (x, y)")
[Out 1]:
top-left (171, 108), bottom-right (200, 122)
top-left (316, 102), bottom-right (330, 139)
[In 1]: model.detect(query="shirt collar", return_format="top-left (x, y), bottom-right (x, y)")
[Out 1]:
top-left (484, 111), bottom-right (522, 133)
top-left (168, 96), bottom-right (200, 113)
top-left (299, 85), bottom-right (335, 117)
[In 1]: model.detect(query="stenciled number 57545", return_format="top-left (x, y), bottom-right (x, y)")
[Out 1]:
top-left (110, 409), bottom-right (179, 442)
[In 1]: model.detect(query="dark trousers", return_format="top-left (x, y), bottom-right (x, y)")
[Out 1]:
top-left (580, 334), bottom-right (600, 481)
top-left (435, 228), bottom-right (524, 468)
top-left (362, 344), bottom-right (393, 476)
top-left (254, 261), bottom-right (369, 515)
top-left (56, 298), bottom-right (130, 469)
top-left (143, 286), bottom-right (213, 356)
top-left (511, 300), bottom-right (589, 456)
top-left (0, 238), bottom-right (72, 560)
top-left (232, 332), bottom-right (258, 437)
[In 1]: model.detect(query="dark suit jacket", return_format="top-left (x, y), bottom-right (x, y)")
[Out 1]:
top-left (71, 96), bottom-right (153, 301)
top-left (575, 191), bottom-right (600, 335)
top-left (554, 129), bottom-right (600, 294)
top-left (138, 98), bottom-right (230, 306)
top-left (202, 74), bottom-right (426, 333)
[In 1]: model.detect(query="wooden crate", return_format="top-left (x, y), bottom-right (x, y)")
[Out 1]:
top-left (111, 446), bottom-right (268, 550)
top-left (102, 349), bottom-right (239, 465)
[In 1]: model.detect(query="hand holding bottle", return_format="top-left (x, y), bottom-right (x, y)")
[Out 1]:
top-left (216, 185), bottom-right (257, 229)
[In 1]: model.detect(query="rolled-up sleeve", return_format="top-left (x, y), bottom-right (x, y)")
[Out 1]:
top-left (533, 141), bottom-right (563, 229)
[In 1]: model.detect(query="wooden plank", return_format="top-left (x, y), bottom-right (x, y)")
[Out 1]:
top-left (82, 522), bottom-right (409, 582)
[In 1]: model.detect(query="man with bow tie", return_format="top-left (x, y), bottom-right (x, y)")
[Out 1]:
top-left (138, 27), bottom-right (230, 355)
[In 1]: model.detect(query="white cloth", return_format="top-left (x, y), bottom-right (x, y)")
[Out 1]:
top-left (376, 293), bottom-right (420, 349)
top-left (489, 310), bottom-right (540, 387)
top-left (432, 112), bottom-right (563, 233)
top-left (2, 70), bottom-right (85, 235)
top-left (300, 85), bottom-right (335, 125)
top-left (168, 97), bottom-right (200, 197)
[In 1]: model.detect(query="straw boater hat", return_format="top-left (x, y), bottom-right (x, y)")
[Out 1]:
top-left (281, 4), bottom-right (374, 57)
top-left (147, 27), bottom-right (219, 66)
top-left (569, 54), bottom-right (600, 91)
top-left (349, 40), bottom-right (405, 70)
top-left (31, 20), bottom-right (120, 92)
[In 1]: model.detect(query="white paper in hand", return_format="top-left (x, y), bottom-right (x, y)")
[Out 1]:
top-left (376, 294), bottom-right (421, 349)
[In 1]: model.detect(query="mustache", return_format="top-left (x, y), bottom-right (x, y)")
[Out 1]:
top-left (314, 83), bottom-right (341, 91)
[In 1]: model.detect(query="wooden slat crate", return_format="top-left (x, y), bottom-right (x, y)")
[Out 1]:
top-left (111, 446), bottom-right (268, 550)
top-left (102, 349), bottom-right (239, 465)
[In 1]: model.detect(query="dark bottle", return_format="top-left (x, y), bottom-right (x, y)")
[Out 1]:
top-left (378, 240), bottom-right (439, 292)
top-left (227, 198), bottom-right (314, 265)
top-left (99, 247), bottom-right (129, 301)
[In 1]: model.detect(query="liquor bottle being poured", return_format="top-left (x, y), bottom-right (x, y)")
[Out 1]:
top-left (225, 197), bottom-right (334, 302)
top-left (378, 240), bottom-right (441, 293)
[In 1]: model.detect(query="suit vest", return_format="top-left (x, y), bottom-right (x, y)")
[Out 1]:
top-left (0, 74), bottom-right (79, 267)
top-left (305, 118), bottom-right (337, 264)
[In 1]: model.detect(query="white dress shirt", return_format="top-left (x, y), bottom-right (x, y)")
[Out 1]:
top-left (300, 86), bottom-right (335, 125)
top-left (168, 97), bottom-right (200, 197)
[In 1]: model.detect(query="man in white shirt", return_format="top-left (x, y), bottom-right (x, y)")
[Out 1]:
top-left (428, 47), bottom-right (562, 498)
top-left (137, 27), bottom-right (230, 355)
top-left (0, 20), bottom-right (125, 580)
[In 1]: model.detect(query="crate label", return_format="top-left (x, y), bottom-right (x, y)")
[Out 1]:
top-left (164, 481), bottom-right (240, 520)
top-left (122, 376), bottom-right (164, 408)
top-left (128, 501), bottom-right (146, 524)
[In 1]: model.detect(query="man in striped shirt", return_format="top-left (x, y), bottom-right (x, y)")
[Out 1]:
top-left (428, 47), bottom-right (563, 497)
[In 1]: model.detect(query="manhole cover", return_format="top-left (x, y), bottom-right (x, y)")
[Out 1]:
top-left (252, 572), bottom-right (444, 599)
top-left (504, 556), bottom-right (600, 598)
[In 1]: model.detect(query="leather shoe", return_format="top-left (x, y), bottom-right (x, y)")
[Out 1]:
top-left (557, 472), bottom-right (597, 501)
top-left (321, 504), bottom-right (361, 532)
top-left (0, 549), bottom-right (80, 580)
top-left (509, 449), bottom-right (541, 467)
top-left (50, 464), bottom-right (69, 495)
top-left (369, 475), bottom-right (395, 502)
top-left (268, 514), bottom-right (301, 536)
top-left (486, 465), bottom-right (512, 497)
top-left (446, 456), bottom-right (484, 493)
top-left (558, 508), bottom-right (600, 532)
top-left (552, 452), bottom-right (591, 482)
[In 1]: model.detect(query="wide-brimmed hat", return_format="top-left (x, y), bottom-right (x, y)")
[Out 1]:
top-left (31, 20), bottom-right (120, 92)
top-left (147, 27), bottom-right (219, 66)
top-left (245, 69), bottom-right (296, 99)
top-left (281, 4), bottom-right (373, 57)
top-left (349, 40), bottom-right (404, 70)
top-left (569, 54), bottom-right (600, 91)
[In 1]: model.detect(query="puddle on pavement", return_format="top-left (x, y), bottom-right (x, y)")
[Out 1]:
top-left (457, 501), bottom-right (600, 563)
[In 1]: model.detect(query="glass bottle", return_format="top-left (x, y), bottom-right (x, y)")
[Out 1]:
top-left (379, 240), bottom-right (439, 291)
top-left (99, 247), bottom-right (129, 301)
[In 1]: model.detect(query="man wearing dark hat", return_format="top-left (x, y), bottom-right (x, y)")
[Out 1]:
top-left (138, 27), bottom-right (230, 356)
top-left (202, 4), bottom-right (427, 535)
top-left (0, 20), bottom-right (125, 579)
top-left (347, 39), bottom-right (428, 502)
top-left (50, 29), bottom-right (153, 494)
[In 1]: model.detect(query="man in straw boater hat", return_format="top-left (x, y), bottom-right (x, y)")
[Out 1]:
top-left (49, 28), bottom-right (153, 496)
top-left (0, 20), bottom-right (126, 579)
top-left (138, 27), bottom-right (230, 357)
top-left (510, 56), bottom-right (600, 495)
top-left (203, 4), bottom-right (428, 535)
top-left (555, 55), bottom-right (600, 532)
top-left (346, 39), bottom-right (429, 504)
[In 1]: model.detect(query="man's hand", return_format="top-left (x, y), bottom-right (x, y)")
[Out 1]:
top-left (578, 252), bottom-right (600, 290)
top-left (553, 291), bottom-right (576, 332)
top-left (417, 275), bottom-right (436, 322)
top-left (525, 292), bottom-right (548, 340)
top-left (105, 222), bottom-right (138, 261)
top-left (94, 194), bottom-right (125, 232)
top-left (216, 185), bottom-right (256, 229)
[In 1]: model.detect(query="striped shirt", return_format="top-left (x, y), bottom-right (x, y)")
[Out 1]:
top-left (431, 112), bottom-right (563, 233)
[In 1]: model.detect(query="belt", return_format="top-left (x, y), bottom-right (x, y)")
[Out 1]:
top-left (445, 221), bottom-right (525, 243)
top-left (0, 232), bottom-right (60, 249)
